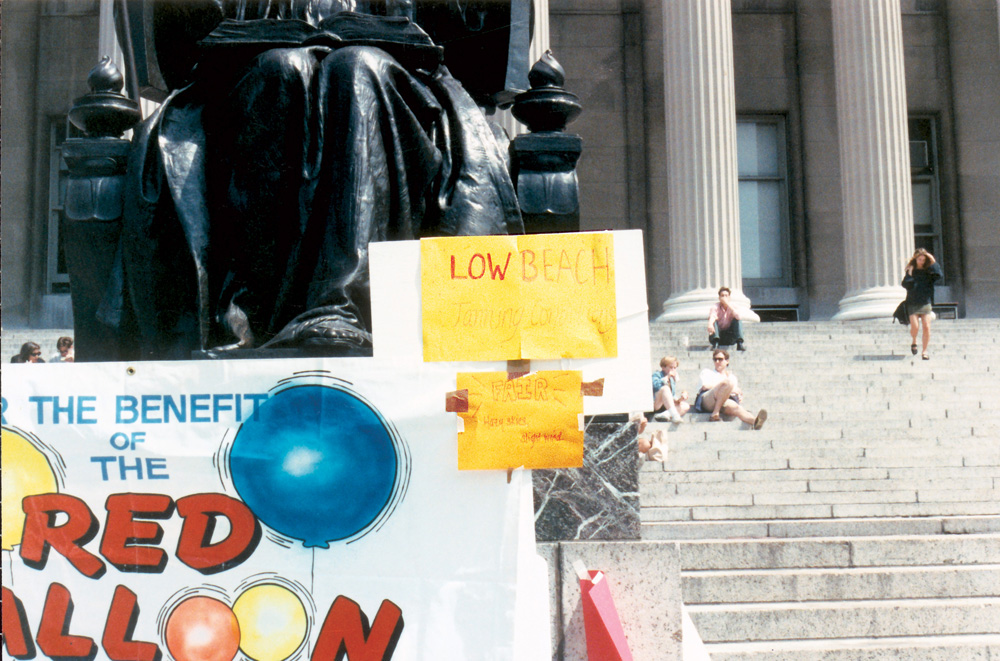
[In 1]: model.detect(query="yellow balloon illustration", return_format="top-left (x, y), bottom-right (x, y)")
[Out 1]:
top-left (2, 428), bottom-right (58, 550)
top-left (233, 584), bottom-right (308, 661)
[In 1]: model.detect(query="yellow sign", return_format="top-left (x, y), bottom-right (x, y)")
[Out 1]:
top-left (421, 233), bottom-right (616, 361)
top-left (456, 371), bottom-right (584, 470)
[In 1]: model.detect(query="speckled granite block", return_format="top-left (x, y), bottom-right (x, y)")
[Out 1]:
top-left (553, 541), bottom-right (683, 661)
top-left (533, 419), bottom-right (641, 541)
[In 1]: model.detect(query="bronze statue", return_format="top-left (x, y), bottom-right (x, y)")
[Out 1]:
top-left (118, 0), bottom-right (526, 359)
top-left (64, 1), bottom-right (582, 361)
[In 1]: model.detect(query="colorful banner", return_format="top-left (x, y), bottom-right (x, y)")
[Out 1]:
top-left (1, 360), bottom-right (525, 661)
top-left (420, 233), bottom-right (617, 361)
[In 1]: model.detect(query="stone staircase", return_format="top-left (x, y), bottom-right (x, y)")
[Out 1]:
top-left (642, 320), bottom-right (1000, 659)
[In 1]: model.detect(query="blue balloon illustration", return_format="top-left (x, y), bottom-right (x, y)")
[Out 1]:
top-left (230, 384), bottom-right (400, 547)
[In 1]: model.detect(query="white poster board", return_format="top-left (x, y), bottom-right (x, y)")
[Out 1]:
top-left (370, 230), bottom-right (653, 416)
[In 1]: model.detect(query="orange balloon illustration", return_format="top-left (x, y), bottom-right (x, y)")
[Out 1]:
top-left (165, 597), bottom-right (240, 661)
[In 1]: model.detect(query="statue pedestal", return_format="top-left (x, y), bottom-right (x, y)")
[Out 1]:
top-left (511, 132), bottom-right (582, 235)
top-left (533, 416), bottom-right (641, 541)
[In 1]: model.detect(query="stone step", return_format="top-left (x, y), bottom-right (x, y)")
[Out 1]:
top-left (665, 353), bottom-right (1000, 365)
top-left (690, 389), bottom-right (983, 402)
top-left (658, 349), bottom-right (1000, 361)
top-left (657, 452), bottom-right (999, 473)
top-left (686, 596), bottom-right (1000, 642)
top-left (664, 366), bottom-right (999, 378)
top-left (655, 421), bottom-right (1000, 438)
top-left (642, 500), bottom-right (1000, 522)
top-left (656, 445), bottom-right (999, 463)
top-left (664, 334), bottom-right (999, 342)
top-left (682, 563), bottom-right (1000, 603)
top-left (651, 476), bottom-right (1000, 495)
top-left (644, 477), bottom-right (999, 502)
top-left (652, 326), bottom-right (1000, 338)
top-left (664, 350), bottom-right (1000, 361)
top-left (658, 405), bottom-right (998, 419)
top-left (665, 339), bottom-right (1000, 349)
top-left (644, 425), bottom-right (999, 443)
top-left (663, 396), bottom-right (996, 411)
top-left (794, 383), bottom-right (968, 394)
top-left (716, 394), bottom-right (981, 407)
top-left (655, 376), bottom-right (998, 392)
top-left (677, 535), bottom-right (1000, 570)
top-left (640, 461), bottom-right (1000, 484)
top-left (703, 633), bottom-right (1000, 660)
top-left (641, 515), bottom-right (1000, 540)
top-left (656, 438), bottom-right (1000, 454)
top-left (664, 362), bottom-right (998, 375)
top-left (660, 349), bottom-right (1000, 357)
top-left (644, 486), bottom-right (1000, 509)
top-left (650, 318), bottom-right (1000, 330)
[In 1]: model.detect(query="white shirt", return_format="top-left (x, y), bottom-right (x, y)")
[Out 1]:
top-left (699, 368), bottom-right (737, 392)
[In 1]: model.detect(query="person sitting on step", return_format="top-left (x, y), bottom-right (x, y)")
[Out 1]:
top-left (11, 342), bottom-right (45, 364)
top-left (652, 355), bottom-right (690, 423)
top-left (708, 286), bottom-right (746, 351)
top-left (694, 349), bottom-right (767, 429)
top-left (633, 414), bottom-right (665, 462)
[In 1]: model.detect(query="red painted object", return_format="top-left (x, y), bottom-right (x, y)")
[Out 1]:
top-left (580, 570), bottom-right (633, 661)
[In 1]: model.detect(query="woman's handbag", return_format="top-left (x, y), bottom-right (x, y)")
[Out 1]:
top-left (892, 301), bottom-right (908, 325)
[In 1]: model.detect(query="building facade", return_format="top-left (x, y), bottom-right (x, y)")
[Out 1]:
top-left (2, 0), bottom-right (999, 331)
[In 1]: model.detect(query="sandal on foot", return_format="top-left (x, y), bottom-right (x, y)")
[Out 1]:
top-left (911, 343), bottom-right (918, 355)
top-left (753, 409), bottom-right (768, 430)
top-left (709, 413), bottom-right (721, 422)
top-left (922, 352), bottom-right (929, 360)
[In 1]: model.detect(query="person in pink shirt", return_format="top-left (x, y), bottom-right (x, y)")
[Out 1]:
top-left (707, 286), bottom-right (746, 351)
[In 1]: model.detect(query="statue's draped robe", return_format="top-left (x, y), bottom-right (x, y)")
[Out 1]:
top-left (121, 0), bottom-right (522, 359)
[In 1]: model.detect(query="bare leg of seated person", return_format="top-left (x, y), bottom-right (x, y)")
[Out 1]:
top-left (654, 387), bottom-right (686, 422)
top-left (719, 399), bottom-right (757, 425)
top-left (653, 387), bottom-right (673, 413)
top-left (701, 380), bottom-right (735, 422)
top-left (702, 381), bottom-right (760, 426)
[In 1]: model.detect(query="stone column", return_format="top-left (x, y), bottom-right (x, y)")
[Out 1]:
top-left (658, 0), bottom-right (753, 322)
top-left (498, 0), bottom-right (550, 137)
top-left (831, 0), bottom-right (914, 320)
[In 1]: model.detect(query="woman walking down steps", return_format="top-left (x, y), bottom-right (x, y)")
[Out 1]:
top-left (903, 248), bottom-right (942, 360)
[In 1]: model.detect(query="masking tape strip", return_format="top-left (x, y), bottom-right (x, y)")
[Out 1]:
top-left (506, 359), bottom-right (530, 380)
top-left (445, 389), bottom-right (469, 413)
top-left (581, 378), bottom-right (605, 396)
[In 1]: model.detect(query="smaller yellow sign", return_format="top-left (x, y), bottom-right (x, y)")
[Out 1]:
top-left (456, 370), bottom-right (584, 470)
